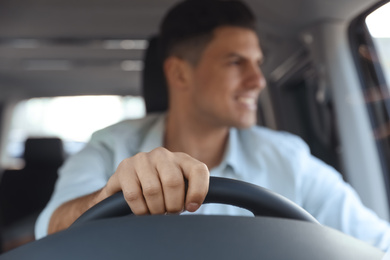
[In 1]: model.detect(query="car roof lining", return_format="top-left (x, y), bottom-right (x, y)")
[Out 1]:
top-left (0, 0), bottom-right (380, 100)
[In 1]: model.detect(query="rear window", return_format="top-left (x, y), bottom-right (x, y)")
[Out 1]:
top-left (4, 95), bottom-right (145, 168)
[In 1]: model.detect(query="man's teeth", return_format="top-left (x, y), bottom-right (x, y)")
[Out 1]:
top-left (238, 97), bottom-right (255, 105)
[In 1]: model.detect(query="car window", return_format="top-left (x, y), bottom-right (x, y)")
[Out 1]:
top-left (366, 2), bottom-right (390, 85)
top-left (3, 95), bottom-right (145, 168)
top-left (348, 0), bottom-right (390, 204)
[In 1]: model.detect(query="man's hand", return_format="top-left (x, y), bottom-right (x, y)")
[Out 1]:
top-left (48, 147), bottom-right (209, 235)
top-left (103, 147), bottom-right (210, 215)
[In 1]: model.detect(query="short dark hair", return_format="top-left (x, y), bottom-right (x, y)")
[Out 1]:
top-left (159, 0), bottom-right (256, 65)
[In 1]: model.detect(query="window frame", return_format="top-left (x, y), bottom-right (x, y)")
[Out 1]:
top-left (348, 0), bottom-right (390, 207)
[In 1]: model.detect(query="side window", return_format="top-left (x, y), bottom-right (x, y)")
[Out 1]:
top-left (349, 1), bottom-right (390, 199)
top-left (3, 95), bottom-right (145, 168)
top-left (366, 3), bottom-right (390, 85)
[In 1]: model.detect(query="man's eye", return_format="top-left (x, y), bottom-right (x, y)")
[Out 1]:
top-left (229, 60), bottom-right (242, 66)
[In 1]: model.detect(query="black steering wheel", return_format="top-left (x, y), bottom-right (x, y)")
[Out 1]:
top-left (3, 177), bottom-right (385, 260)
top-left (73, 177), bottom-right (318, 226)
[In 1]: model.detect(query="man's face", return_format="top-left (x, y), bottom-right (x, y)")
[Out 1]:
top-left (186, 26), bottom-right (266, 129)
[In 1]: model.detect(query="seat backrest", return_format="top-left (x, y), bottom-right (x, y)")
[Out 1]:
top-left (142, 36), bottom-right (169, 113)
top-left (23, 137), bottom-right (64, 169)
top-left (0, 137), bottom-right (64, 227)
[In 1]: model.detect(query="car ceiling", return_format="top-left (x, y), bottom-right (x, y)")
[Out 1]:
top-left (0, 0), bottom-right (379, 100)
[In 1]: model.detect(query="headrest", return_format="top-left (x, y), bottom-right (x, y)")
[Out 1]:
top-left (23, 137), bottom-right (65, 169)
top-left (142, 36), bottom-right (169, 113)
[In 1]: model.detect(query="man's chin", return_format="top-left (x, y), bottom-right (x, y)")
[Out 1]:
top-left (233, 117), bottom-right (257, 129)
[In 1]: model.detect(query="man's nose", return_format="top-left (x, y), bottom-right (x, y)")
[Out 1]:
top-left (245, 63), bottom-right (267, 90)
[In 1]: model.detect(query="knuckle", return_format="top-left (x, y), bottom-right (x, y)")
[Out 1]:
top-left (151, 147), bottom-right (169, 156)
top-left (175, 152), bottom-right (190, 159)
top-left (163, 175), bottom-right (184, 189)
top-left (133, 152), bottom-right (147, 162)
top-left (149, 147), bottom-right (172, 161)
top-left (118, 158), bottom-right (130, 169)
top-left (119, 154), bottom-right (145, 171)
top-left (142, 185), bottom-right (161, 197)
top-left (123, 190), bottom-right (142, 203)
top-left (193, 163), bottom-right (209, 175)
top-left (154, 147), bottom-right (168, 152)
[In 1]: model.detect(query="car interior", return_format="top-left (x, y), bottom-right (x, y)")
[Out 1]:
top-left (0, 0), bottom-right (389, 258)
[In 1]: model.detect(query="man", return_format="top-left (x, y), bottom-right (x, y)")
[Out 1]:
top-left (36, 0), bottom-right (390, 250)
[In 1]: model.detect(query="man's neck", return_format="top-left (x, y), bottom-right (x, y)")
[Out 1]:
top-left (164, 113), bottom-right (229, 170)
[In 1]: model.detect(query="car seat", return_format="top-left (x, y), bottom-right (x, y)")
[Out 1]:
top-left (0, 137), bottom-right (64, 251)
top-left (142, 36), bottom-right (168, 113)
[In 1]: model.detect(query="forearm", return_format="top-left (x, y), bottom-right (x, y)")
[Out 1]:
top-left (48, 188), bottom-right (109, 234)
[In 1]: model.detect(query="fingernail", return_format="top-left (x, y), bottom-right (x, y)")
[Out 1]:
top-left (186, 203), bottom-right (200, 212)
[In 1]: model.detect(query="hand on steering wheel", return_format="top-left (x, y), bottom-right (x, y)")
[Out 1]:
top-left (72, 177), bottom-right (318, 226)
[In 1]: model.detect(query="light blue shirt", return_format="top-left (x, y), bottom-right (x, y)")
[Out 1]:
top-left (35, 113), bottom-right (390, 250)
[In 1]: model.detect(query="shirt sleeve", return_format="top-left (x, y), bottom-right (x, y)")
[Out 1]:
top-left (296, 143), bottom-right (390, 251)
top-left (34, 132), bottom-right (114, 239)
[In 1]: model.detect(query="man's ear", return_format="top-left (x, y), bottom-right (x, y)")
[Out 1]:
top-left (163, 56), bottom-right (193, 91)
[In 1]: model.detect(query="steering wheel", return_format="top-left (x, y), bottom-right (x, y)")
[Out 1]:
top-left (3, 177), bottom-right (385, 260)
top-left (72, 177), bottom-right (318, 226)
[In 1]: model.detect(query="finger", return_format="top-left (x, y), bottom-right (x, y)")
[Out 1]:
top-left (158, 163), bottom-right (185, 213)
top-left (176, 154), bottom-right (210, 212)
top-left (134, 153), bottom-right (166, 215)
top-left (122, 173), bottom-right (150, 215)
top-left (114, 159), bottom-right (149, 215)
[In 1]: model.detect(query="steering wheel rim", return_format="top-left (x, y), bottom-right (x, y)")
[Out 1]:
top-left (72, 177), bottom-right (318, 226)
